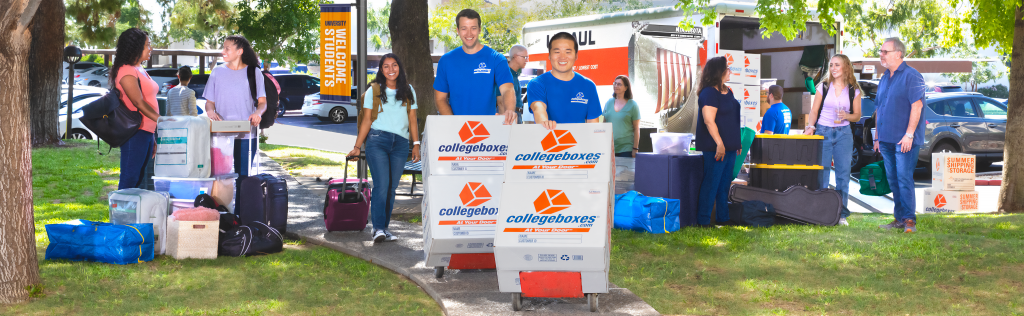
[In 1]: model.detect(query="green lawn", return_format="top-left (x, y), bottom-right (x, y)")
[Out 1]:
top-left (610, 214), bottom-right (1024, 315)
top-left (2, 140), bottom-right (440, 315)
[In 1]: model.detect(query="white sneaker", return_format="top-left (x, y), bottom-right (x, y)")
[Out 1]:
top-left (384, 230), bottom-right (399, 242)
top-left (372, 229), bottom-right (386, 243)
top-left (838, 218), bottom-right (849, 226)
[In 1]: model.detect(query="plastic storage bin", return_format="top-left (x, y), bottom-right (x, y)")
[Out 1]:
top-left (650, 133), bottom-right (694, 155)
top-left (210, 135), bottom-right (236, 176)
top-left (748, 164), bottom-right (822, 191)
top-left (749, 134), bottom-right (823, 166)
top-left (154, 173), bottom-right (237, 202)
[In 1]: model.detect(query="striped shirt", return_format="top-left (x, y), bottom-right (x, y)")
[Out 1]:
top-left (166, 86), bottom-right (197, 116)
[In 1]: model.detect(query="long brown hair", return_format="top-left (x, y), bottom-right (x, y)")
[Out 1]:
top-left (824, 54), bottom-right (861, 93)
top-left (612, 75), bottom-right (633, 100)
top-left (697, 56), bottom-right (728, 93)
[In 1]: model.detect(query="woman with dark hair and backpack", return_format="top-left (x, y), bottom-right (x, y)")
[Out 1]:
top-left (347, 53), bottom-right (421, 243)
top-left (203, 35), bottom-right (267, 203)
top-left (111, 28), bottom-right (162, 189)
top-left (694, 56), bottom-right (741, 227)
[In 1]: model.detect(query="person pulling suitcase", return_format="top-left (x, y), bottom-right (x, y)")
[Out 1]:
top-left (347, 53), bottom-right (421, 243)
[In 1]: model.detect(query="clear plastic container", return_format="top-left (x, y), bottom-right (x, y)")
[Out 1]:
top-left (210, 135), bottom-right (236, 176)
top-left (650, 133), bottom-right (694, 155)
top-left (210, 174), bottom-right (237, 212)
top-left (158, 174), bottom-right (237, 212)
top-left (170, 199), bottom-right (195, 214)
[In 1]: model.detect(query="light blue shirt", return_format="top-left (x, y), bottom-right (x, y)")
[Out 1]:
top-left (363, 84), bottom-right (418, 139)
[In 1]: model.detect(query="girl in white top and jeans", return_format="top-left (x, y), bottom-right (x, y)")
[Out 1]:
top-left (804, 54), bottom-right (862, 226)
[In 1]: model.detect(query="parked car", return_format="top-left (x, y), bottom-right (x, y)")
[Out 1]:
top-left (159, 74), bottom-right (210, 98)
top-left (275, 74), bottom-right (321, 111)
top-left (926, 83), bottom-right (964, 94)
top-left (301, 93), bottom-right (357, 124)
top-left (852, 90), bottom-right (1006, 169)
top-left (146, 68), bottom-right (181, 88)
top-left (63, 62), bottom-right (106, 81)
top-left (58, 94), bottom-right (105, 139)
top-left (73, 67), bottom-right (110, 88)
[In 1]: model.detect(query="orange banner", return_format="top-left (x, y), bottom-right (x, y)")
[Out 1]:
top-left (437, 156), bottom-right (507, 161)
top-left (511, 165), bottom-right (596, 170)
top-left (503, 228), bottom-right (591, 233)
top-left (438, 220), bottom-right (498, 225)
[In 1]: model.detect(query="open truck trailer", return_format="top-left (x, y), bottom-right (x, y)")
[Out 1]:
top-left (522, 1), bottom-right (842, 133)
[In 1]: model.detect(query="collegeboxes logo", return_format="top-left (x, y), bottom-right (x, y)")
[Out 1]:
top-left (936, 160), bottom-right (941, 172)
top-left (744, 56), bottom-right (750, 68)
top-left (541, 130), bottom-right (577, 152)
top-left (459, 182), bottom-right (492, 207)
top-left (725, 54), bottom-right (734, 66)
top-left (438, 182), bottom-right (498, 218)
top-left (458, 121), bottom-right (490, 144)
top-left (533, 189), bottom-right (571, 214)
top-left (934, 194), bottom-right (947, 208)
top-left (437, 121), bottom-right (507, 157)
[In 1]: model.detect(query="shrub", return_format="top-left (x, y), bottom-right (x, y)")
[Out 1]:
top-left (979, 84), bottom-right (1009, 99)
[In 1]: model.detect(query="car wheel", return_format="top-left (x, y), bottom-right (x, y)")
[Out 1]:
top-left (88, 81), bottom-right (101, 87)
top-left (933, 142), bottom-right (958, 154)
top-left (850, 147), bottom-right (864, 171)
top-left (329, 107), bottom-right (348, 124)
top-left (69, 129), bottom-right (92, 140)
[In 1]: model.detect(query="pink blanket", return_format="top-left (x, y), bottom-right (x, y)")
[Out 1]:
top-left (171, 207), bottom-right (220, 221)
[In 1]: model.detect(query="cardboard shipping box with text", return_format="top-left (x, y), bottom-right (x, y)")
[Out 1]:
top-left (923, 189), bottom-right (981, 213)
top-left (422, 176), bottom-right (503, 267)
top-left (422, 115), bottom-right (510, 176)
top-left (503, 124), bottom-right (614, 184)
top-left (931, 152), bottom-right (976, 191)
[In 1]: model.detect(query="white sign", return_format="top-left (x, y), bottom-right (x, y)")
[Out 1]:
top-left (422, 115), bottom-right (510, 176)
top-left (863, 65), bottom-right (876, 73)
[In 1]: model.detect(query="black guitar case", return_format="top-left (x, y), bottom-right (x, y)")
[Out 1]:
top-left (728, 185), bottom-right (842, 226)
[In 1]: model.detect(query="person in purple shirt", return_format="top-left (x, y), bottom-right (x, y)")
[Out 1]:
top-left (873, 37), bottom-right (926, 233)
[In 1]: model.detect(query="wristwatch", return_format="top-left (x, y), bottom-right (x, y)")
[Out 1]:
top-left (413, 141), bottom-right (421, 145)
top-left (904, 133), bottom-right (914, 140)
top-left (632, 147), bottom-right (639, 151)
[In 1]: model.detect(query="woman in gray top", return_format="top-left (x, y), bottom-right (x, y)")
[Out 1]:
top-left (203, 35), bottom-right (267, 207)
top-left (166, 66), bottom-right (198, 116)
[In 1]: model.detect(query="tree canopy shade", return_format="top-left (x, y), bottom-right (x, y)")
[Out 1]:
top-left (65, 0), bottom-right (157, 47)
top-left (163, 0), bottom-right (235, 49)
top-left (234, 0), bottom-right (329, 67)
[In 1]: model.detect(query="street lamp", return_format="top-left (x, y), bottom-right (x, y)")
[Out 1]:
top-left (63, 45), bottom-right (82, 139)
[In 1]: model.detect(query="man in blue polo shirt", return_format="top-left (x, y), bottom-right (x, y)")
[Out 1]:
top-left (527, 32), bottom-right (602, 130)
top-left (433, 9), bottom-right (517, 124)
top-left (874, 37), bottom-right (926, 233)
top-left (759, 85), bottom-right (791, 134)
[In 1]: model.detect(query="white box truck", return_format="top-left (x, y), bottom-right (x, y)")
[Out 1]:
top-left (522, 1), bottom-right (842, 133)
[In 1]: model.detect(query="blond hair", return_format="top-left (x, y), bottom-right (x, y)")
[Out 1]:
top-left (824, 54), bottom-right (861, 93)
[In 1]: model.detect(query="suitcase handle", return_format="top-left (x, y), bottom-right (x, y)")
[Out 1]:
top-left (341, 154), bottom-right (368, 202)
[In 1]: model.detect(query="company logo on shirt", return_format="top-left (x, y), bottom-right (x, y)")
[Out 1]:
top-left (570, 92), bottom-right (588, 104)
top-left (458, 121), bottom-right (490, 144)
top-left (541, 130), bottom-right (577, 152)
top-left (534, 189), bottom-right (571, 214)
top-left (459, 182), bottom-right (492, 207)
top-left (934, 194), bottom-right (947, 208)
top-left (474, 62), bottom-right (491, 74)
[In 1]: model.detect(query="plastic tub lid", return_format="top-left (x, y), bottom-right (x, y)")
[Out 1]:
top-left (152, 173), bottom-right (238, 181)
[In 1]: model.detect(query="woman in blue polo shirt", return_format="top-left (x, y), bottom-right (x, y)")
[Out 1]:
top-left (528, 32), bottom-right (602, 129)
top-left (694, 56), bottom-right (741, 227)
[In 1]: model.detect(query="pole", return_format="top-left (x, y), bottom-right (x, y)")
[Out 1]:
top-left (357, 0), bottom-right (369, 179)
top-left (65, 63), bottom-right (74, 139)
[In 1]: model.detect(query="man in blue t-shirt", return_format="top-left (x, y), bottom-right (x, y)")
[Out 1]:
top-left (759, 85), bottom-right (791, 135)
top-left (527, 32), bottom-right (602, 130)
top-left (433, 9), bottom-right (517, 124)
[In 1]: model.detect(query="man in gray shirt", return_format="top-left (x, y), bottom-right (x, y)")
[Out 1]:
top-left (166, 66), bottom-right (198, 116)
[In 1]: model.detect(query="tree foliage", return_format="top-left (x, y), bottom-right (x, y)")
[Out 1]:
top-left (234, 0), bottom-right (329, 67)
top-left (368, 2), bottom-right (390, 50)
top-left (843, 0), bottom-right (971, 58)
top-left (943, 61), bottom-right (1003, 91)
top-left (978, 83), bottom-right (1010, 99)
top-left (65, 0), bottom-right (156, 47)
top-left (162, 0), bottom-right (235, 49)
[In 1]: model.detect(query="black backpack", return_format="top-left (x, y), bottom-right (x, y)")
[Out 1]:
top-left (727, 200), bottom-right (776, 228)
top-left (247, 66), bottom-right (280, 129)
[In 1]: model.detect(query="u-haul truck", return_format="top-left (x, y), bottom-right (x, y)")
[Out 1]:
top-left (421, 116), bottom-right (510, 278)
top-left (522, 1), bottom-right (842, 133)
top-left (495, 123), bottom-right (613, 312)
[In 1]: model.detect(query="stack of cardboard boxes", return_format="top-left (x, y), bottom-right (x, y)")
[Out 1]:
top-left (923, 153), bottom-right (981, 213)
top-left (720, 50), bottom-right (761, 130)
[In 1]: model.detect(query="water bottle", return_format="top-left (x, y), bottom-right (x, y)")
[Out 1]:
top-left (689, 139), bottom-right (697, 155)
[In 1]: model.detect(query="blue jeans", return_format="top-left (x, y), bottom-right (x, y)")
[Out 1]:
top-left (118, 130), bottom-right (155, 190)
top-left (878, 141), bottom-right (920, 222)
top-left (234, 138), bottom-right (258, 207)
top-left (698, 151), bottom-right (736, 225)
top-left (365, 129), bottom-right (410, 231)
top-left (817, 124), bottom-right (853, 217)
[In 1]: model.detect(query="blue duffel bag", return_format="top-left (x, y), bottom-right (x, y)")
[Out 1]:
top-left (614, 191), bottom-right (681, 234)
top-left (45, 219), bottom-right (155, 265)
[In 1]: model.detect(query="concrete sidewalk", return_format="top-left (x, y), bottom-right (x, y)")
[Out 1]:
top-left (259, 155), bottom-right (660, 315)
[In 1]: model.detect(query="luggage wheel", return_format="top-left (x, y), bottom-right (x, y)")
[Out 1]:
top-left (434, 266), bottom-right (445, 278)
top-left (587, 293), bottom-right (599, 312)
top-left (512, 293), bottom-right (523, 311)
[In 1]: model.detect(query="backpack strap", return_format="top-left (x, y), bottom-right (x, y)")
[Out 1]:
top-left (847, 84), bottom-right (855, 114)
top-left (815, 82), bottom-right (830, 126)
top-left (247, 66), bottom-right (258, 107)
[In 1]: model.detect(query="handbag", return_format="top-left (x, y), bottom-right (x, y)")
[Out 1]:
top-left (78, 88), bottom-right (142, 148)
top-left (859, 158), bottom-right (892, 196)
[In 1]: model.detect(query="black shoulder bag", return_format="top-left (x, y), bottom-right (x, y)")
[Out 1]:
top-left (78, 88), bottom-right (143, 151)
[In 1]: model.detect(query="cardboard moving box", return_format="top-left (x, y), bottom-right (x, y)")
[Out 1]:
top-left (720, 50), bottom-right (745, 83)
top-left (503, 124), bottom-right (614, 184)
top-left (423, 176), bottom-right (503, 267)
top-left (931, 153), bottom-right (976, 191)
top-left (923, 189), bottom-right (981, 213)
top-left (423, 115), bottom-right (510, 176)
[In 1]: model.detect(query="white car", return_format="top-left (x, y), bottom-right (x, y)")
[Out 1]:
top-left (58, 94), bottom-right (104, 139)
top-left (301, 93), bottom-right (357, 124)
top-left (73, 68), bottom-right (110, 88)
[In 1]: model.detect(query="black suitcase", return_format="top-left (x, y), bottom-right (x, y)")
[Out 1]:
top-left (239, 174), bottom-right (289, 234)
top-left (728, 185), bottom-right (842, 226)
top-left (634, 153), bottom-right (703, 228)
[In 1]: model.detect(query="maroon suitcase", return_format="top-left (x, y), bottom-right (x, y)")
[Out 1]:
top-left (324, 157), bottom-right (372, 232)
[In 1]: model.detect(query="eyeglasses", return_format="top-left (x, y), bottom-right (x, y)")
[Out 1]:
top-left (516, 55), bottom-right (529, 61)
top-left (878, 49), bottom-right (896, 55)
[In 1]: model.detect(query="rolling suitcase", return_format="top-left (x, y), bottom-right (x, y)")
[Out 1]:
top-left (634, 153), bottom-right (702, 228)
top-left (239, 174), bottom-right (289, 234)
top-left (728, 184), bottom-right (842, 226)
top-left (324, 155), bottom-right (372, 232)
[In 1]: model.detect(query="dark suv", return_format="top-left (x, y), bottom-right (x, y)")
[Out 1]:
top-left (852, 88), bottom-right (1006, 169)
top-left (274, 74), bottom-right (320, 111)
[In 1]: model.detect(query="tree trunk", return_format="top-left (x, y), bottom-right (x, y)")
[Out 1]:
top-left (0, 0), bottom-right (44, 304)
top-left (28, 0), bottom-right (65, 147)
top-left (1000, 3), bottom-right (1024, 213)
top-left (388, 0), bottom-right (435, 128)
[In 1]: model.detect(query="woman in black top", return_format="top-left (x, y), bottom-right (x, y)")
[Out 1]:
top-left (694, 57), bottom-right (741, 227)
